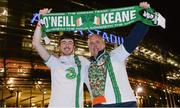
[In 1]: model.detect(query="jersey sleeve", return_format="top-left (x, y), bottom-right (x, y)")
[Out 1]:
top-left (110, 44), bottom-right (130, 61)
top-left (44, 55), bottom-right (59, 69)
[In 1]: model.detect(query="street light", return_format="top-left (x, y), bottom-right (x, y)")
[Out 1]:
top-left (137, 87), bottom-right (143, 93)
top-left (136, 86), bottom-right (143, 107)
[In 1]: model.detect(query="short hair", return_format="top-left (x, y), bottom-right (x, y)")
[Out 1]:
top-left (59, 32), bottom-right (75, 44)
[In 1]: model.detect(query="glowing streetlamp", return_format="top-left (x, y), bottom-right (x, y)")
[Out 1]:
top-left (137, 87), bottom-right (143, 93)
top-left (136, 86), bottom-right (143, 107)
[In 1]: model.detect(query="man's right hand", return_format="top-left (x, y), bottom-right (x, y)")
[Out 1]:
top-left (139, 2), bottom-right (150, 9)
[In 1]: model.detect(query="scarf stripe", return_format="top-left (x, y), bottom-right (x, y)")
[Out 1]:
top-left (105, 52), bottom-right (121, 103)
top-left (74, 55), bottom-right (81, 107)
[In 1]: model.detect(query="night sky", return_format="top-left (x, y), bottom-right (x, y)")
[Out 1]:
top-left (8, 0), bottom-right (180, 54)
top-left (98, 0), bottom-right (179, 54)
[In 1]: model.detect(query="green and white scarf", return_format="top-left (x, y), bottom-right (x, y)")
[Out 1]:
top-left (74, 55), bottom-right (81, 107)
top-left (40, 5), bottom-right (165, 33)
top-left (88, 51), bottom-right (121, 103)
top-left (39, 5), bottom-right (165, 44)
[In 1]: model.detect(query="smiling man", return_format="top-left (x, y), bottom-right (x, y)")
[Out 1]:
top-left (87, 2), bottom-right (150, 107)
top-left (32, 8), bottom-right (90, 108)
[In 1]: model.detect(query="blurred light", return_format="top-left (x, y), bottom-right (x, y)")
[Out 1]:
top-left (152, 86), bottom-right (156, 89)
top-left (137, 87), bottom-right (143, 93)
top-left (0, 24), bottom-right (7, 27)
top-left (27, 29), bottom-right (32, 32)
top-left (9, 84), bottom-right (13, 87)
top-left (0, 68), bottom-right (4, 72)
top-left (9, 88), bottom-right (14, 90)
top-left (174, 63), bottom-right (177, 66)
top-left (84, 52), bottom-right (91, 57)
top-left (77, 48), bottom-right (85, 51)
top-left (32, 103), bottom-right (35, 106)
top-left (19, 91), bottom-right (22, 97)
top-left (18, 66), bottom-right (23, 73)
top-left (7, 78), bottom-right (14, 84)
top-left (50, 42), bottom-right (58, 46)
top-left (38, 81), bottom-right (42, 84)
top-left (135, 46), bottom-right (139, 50)
top-left (27, 35), bottom-right (31, 38)
top-left (43, 89), bottom-right (47, 94)
top-left (0, 31), bottom-right (5, 34)
top-left (0, 8), bottom-right (8, 16)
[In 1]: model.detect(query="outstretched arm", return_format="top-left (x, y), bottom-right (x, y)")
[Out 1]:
top-left (32, 8), bottom-right (51, 61)
top-left (123, 2), bottom-right (150, 53)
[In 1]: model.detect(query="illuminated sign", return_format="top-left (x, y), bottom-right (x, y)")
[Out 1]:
top-left (75, 30), bottom-right (124, 45)
top-left (31, 13), bottom-right (40, 24)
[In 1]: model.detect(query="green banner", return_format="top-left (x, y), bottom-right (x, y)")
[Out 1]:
top-left (40, 6), bottom-right (165, 32)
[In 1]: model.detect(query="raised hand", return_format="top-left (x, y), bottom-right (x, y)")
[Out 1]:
top-left (39, 8), bottom-right (52, 15)
top-left (139, 2), bottom-right (150, 9)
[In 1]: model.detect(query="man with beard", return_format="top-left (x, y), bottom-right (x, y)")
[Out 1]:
top-left (32, 8), bottom-right (89, 107)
